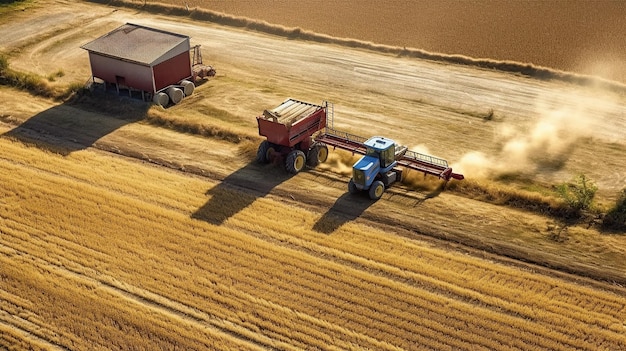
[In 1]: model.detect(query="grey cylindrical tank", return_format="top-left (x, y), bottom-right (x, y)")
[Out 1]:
top-left (167, 87), bottom-right (184, 104)
top-left (153, 92), bottom-right (169, 107)
top-left (180, 80), bottom-right (195, 96)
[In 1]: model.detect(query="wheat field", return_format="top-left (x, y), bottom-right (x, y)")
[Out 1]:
top-left (1, 131), bottom-right (625, 349)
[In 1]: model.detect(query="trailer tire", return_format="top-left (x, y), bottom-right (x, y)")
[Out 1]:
top-left (368, 180), bottom-right (385, 200)
top-left (286, 150), bottom-right (306, 174)
top-left (348, 179), bottom-right (359, 194)
top-left (256, 141), bottom-right (274, 163)
top-left (307, 146), bottom-right (319, 167)
top-left (317, 143), bottom-right (329, 163)
top-left (307, 143), bottom-right (329, 167)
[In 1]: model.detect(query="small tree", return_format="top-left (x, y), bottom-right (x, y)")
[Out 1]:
top-left (557, 173), bottom-right (597, 213)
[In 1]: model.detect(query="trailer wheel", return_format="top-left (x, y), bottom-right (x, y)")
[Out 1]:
top-left (368, 180), bottom-right (385, 200)
top-left (286, 150), bottom-right (306, 174)
top-left (348, 179), bottom-right (359, 194)
top-left (307, 146), bottom-right (320, 167)
top-left (317, 143), bottom-right (329, 163)
top-left (307, 142), bottom-right (329, 167)
top-left (256, 141), bottom-right (274, 163)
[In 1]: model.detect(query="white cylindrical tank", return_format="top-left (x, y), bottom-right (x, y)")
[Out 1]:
top-left (153, 92), bottom-right (169, 107)
top-left (179, 80), bottom-right (195, 96)
top-left (167, 87), bottom-right (184, 104)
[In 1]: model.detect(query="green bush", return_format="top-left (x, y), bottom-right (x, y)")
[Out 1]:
top-left (556, 174), bottom-right (597, 214)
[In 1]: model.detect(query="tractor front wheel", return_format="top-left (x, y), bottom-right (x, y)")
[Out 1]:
top-left (286, 150), bottom-right (306, 174)
top-left (368, 180), bottom-right (385, 200)
top-left (348, 179), bottom-right (359, 194)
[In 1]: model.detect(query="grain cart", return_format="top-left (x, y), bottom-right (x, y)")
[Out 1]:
top-left (256, 98), bottom-right (330, 173)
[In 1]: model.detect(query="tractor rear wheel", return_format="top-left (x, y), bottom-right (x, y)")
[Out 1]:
top-left (256, 141), bottom-right (275, 163)
top-left (286, 150), bottom-right (306, 174)
top-left (368, 180), bottom-right (385, 200)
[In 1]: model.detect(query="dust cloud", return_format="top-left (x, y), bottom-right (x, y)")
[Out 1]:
top-left (318, 151), bottom-right (358, 176)
top-left (454, 93), bottom-right (608, 179)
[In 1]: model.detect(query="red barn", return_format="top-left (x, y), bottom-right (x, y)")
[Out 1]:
top-left (81, 23), bottom-right (192, 103)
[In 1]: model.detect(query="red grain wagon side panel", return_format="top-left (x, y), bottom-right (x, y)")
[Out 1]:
top-left (257, 117), bottom-right (290, 146)
top-left (286, 109), bottom-right (327, 147)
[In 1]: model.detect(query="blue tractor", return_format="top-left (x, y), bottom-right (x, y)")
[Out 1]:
top-left (348, 136), bottom-right (407, 200)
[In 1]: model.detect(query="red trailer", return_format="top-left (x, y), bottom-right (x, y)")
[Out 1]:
top-left (256, 98), bottom-right (330, 173)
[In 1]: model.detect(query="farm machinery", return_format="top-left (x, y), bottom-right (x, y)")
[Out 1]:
top-left (191, 44), bottom-right (216, 81)
top-left (256, 98), bottom-right (464, 199)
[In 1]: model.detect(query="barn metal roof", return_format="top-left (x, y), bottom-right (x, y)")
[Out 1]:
top-left (81, 23), bottom-right (189, 66)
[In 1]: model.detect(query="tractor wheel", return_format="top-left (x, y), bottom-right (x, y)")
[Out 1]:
top-left (256, 141), bottom-right (274, 164)
top-left (368, 180), bottom-right (385, 200)
top-left (285, 150), bottom-right (306, 174)
top-left (348, 179), bottom-right (359, 194)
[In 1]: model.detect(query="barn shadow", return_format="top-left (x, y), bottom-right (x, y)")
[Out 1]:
top-left (312, 192), bottom-right (374, 234)
top-left (1, 93), bottom-right (149, 155)
top-left (192, 162), bottom-right (292, 225)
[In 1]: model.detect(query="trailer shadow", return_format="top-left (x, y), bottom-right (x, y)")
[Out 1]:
top-left (312, 192), bottom-right (374, 234)
top-left (1, 95), bottom-right (148, 155)
top-left (192, 162), bottom-right (292, 226)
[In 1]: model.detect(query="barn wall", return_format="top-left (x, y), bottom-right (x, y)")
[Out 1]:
top-left (88, 53), bottom-right (154, 92)
top-left (153, 51), bottom-right (192, 91)
top-left (154, 41), bottom-right (191, 66)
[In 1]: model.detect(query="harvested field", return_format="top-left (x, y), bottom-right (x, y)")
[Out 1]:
top-left (1, 133), bottom-right (625, 350)
top-left (1, 0), bottom-right (626, 350)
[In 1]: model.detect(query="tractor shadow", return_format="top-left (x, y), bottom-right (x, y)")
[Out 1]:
top-left (1, 93), bottom-right (148, 155)
top-left (192, 161), bottom-right (292, 226)
top-left (312, 192), bottom-right (374, 234)
top-left (410, 182), bottom-right (445, 206)
top-left (313, 180), bottom-right (446, 234)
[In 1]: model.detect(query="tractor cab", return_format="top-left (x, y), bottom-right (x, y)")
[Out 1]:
top-left (349, 137), bottom-right (402, 199)
top-left (364, 137), bottom-right (396, 169)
